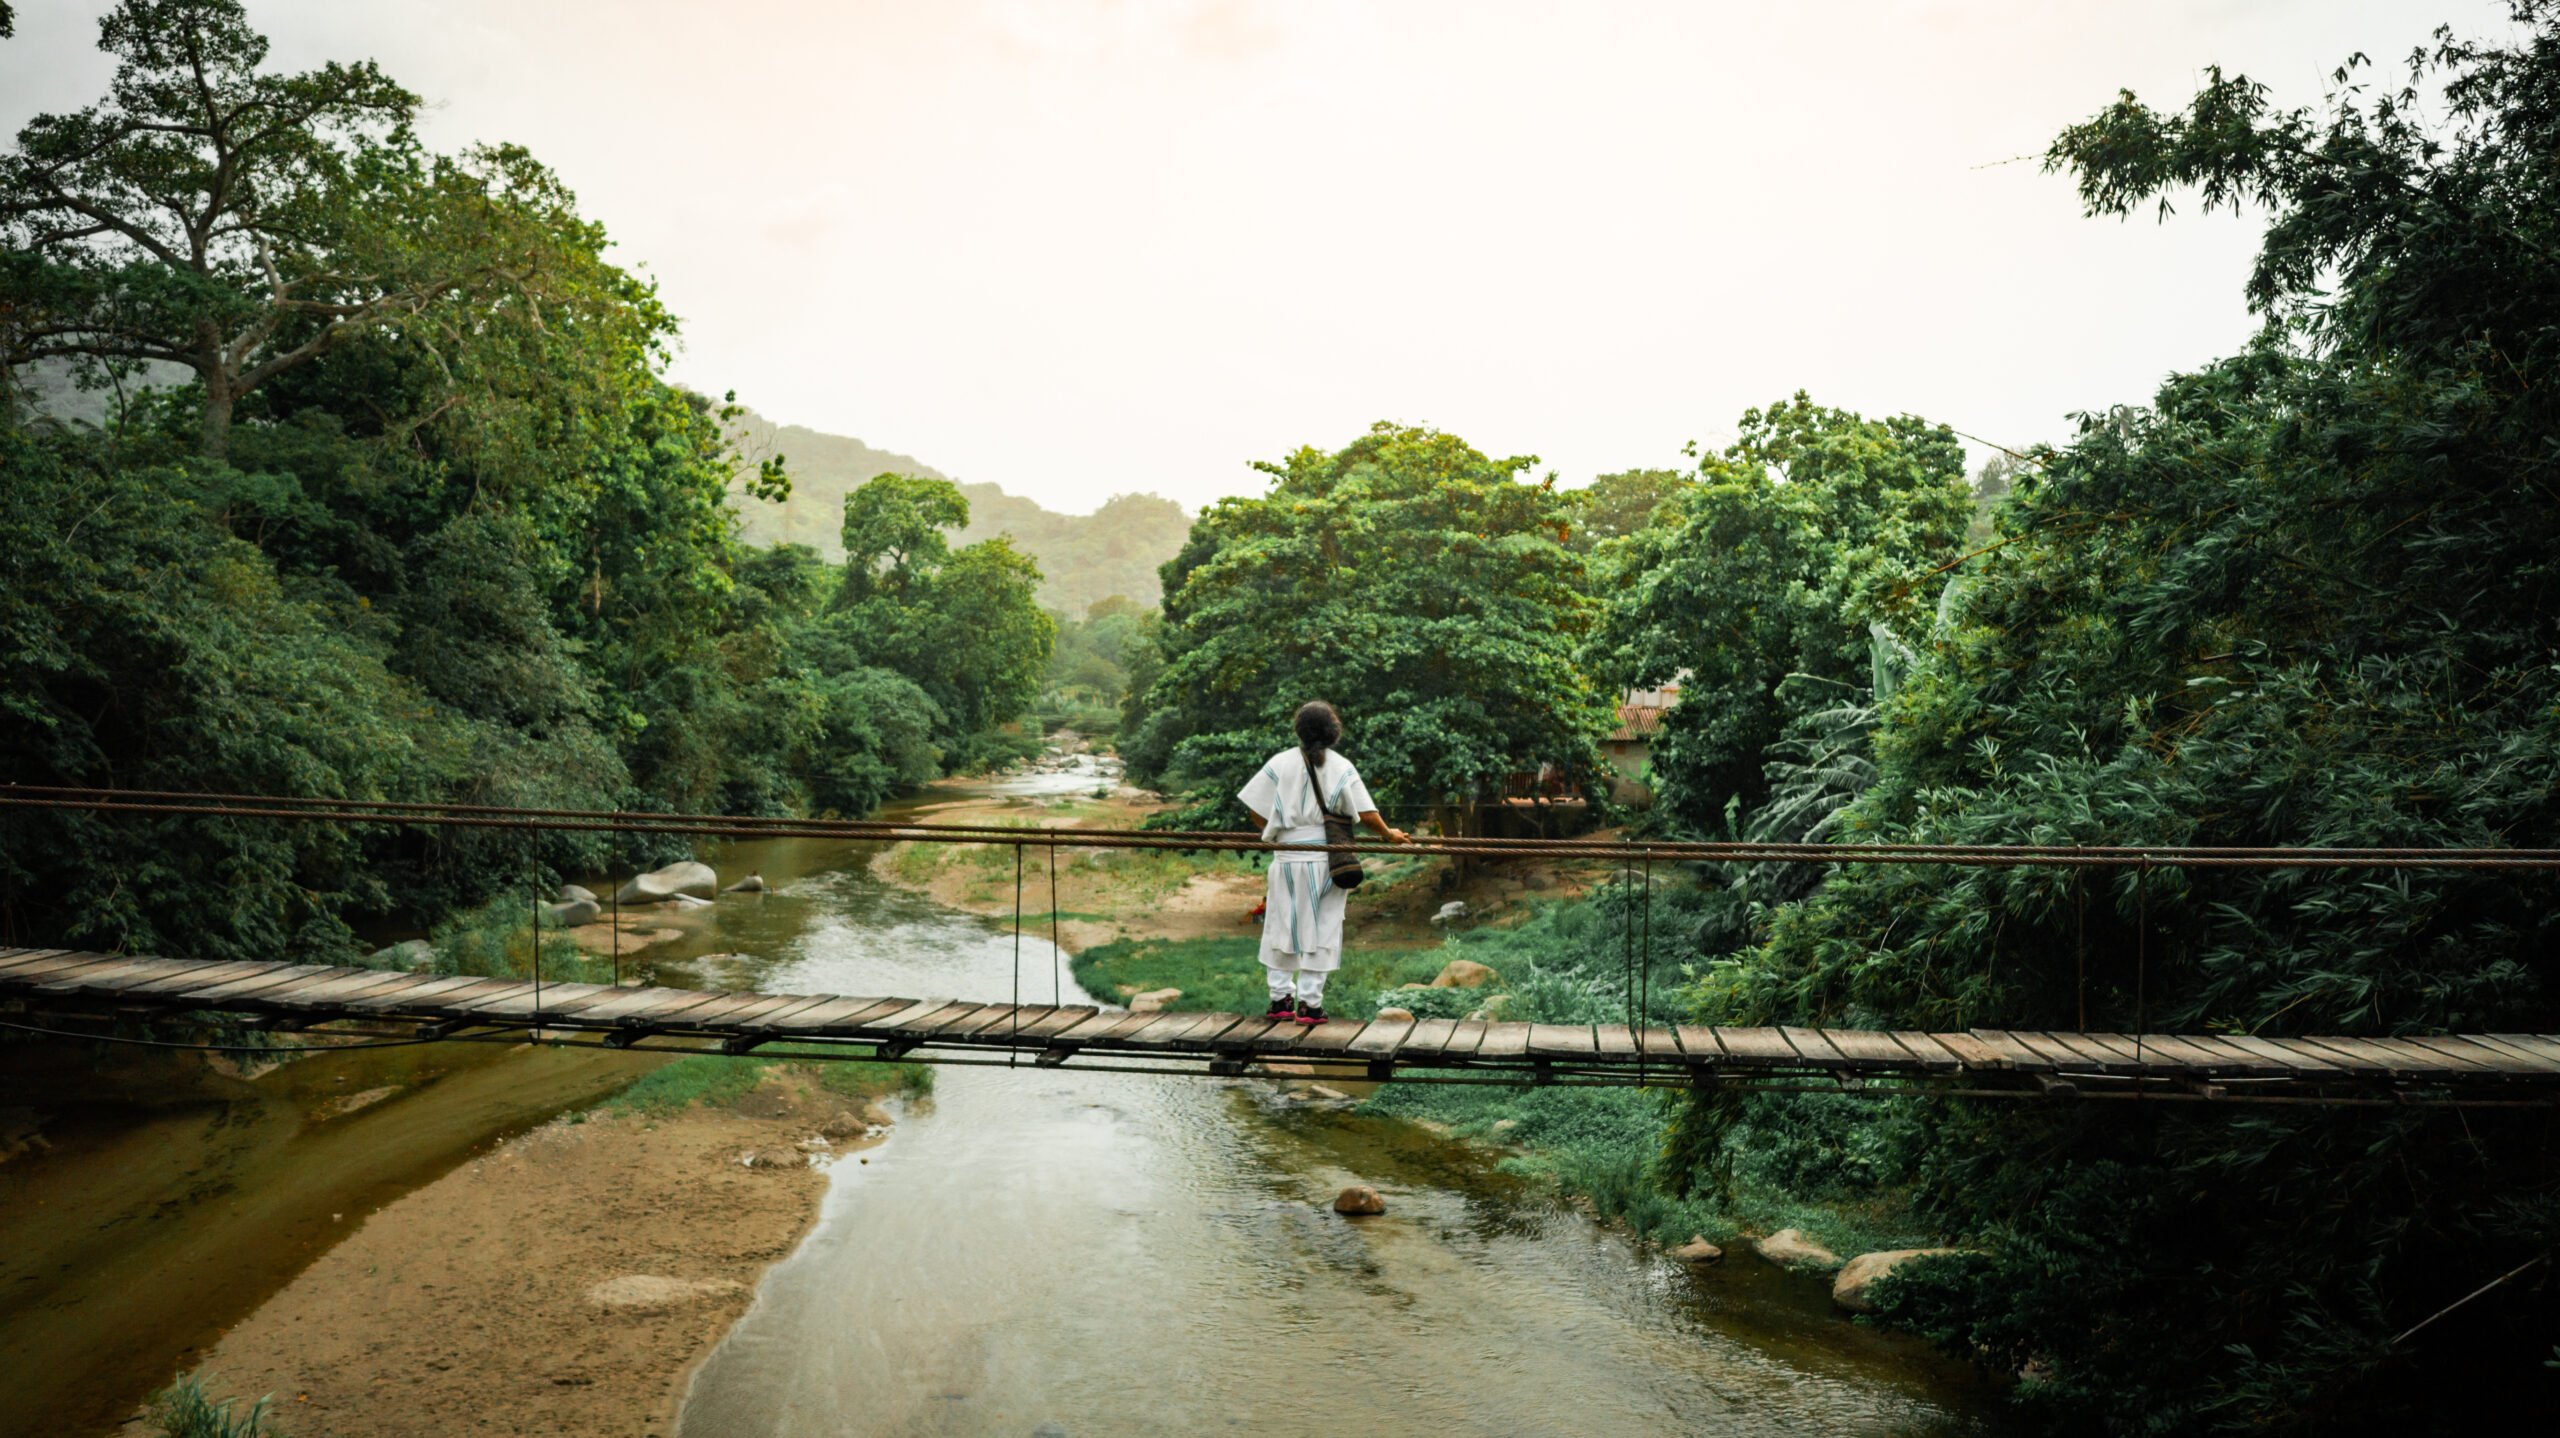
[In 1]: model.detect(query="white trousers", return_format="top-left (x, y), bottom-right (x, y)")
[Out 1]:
top-left (1262, 962), bottom-right (1328, 1005)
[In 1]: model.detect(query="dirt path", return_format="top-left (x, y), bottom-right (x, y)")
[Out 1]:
top-left (186, 1071), bottom-right (894, 1438)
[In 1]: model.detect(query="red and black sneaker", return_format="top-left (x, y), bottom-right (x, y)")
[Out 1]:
top-left (1293, 1003), bottom-right (1327, 1026)
top-left (1264, 994), bottom-right (1296, 1022)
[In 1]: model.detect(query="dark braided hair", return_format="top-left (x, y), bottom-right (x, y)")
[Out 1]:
top-left (1294, 700), bottom-right (1342, 777)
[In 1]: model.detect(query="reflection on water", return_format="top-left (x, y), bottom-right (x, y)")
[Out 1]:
top-left (671, 833), bottom-right (1996, 1437)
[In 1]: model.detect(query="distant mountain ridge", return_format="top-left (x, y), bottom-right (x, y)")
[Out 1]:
top-left (725, 408), bottom-right (1190, 616)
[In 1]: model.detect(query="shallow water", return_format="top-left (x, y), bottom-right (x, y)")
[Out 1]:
top-left (672, 828), bottom-right (1998, 1437)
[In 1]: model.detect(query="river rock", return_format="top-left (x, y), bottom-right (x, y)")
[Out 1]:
top-left (557, 883), bottom-right (598, 905)
top-left (1307, 1083), bottom-right (1351, 1102)
top-left (1429, 900), bottom-right (1469, 925)
top-left (614, 861), bottom-right (718, 906)
top-left (1430, 959), bottom-right (1497, 989)
top-left (722, 872), bottom-right (768, 894)
top-left (540, 898), bottom-right (601, 929)
top-left (1670, 1236), bottom-right (1724, 1264)
top-left (1333, 1185), bottom-right (1387, 1216)
top-left (1130, 987), bottom-right (1183, 1014)
top-left (1754, 1228), bottom-right (1844, 1270)
top-left (366, 938), bottom-right (437, 970)
top-left (1832, 1248), bottom-right (1965, 1313)
top-left (1371, 1006), bottom-right (1415, 1024)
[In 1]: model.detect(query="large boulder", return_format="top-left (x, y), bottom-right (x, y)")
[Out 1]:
top-left (1832, 1248), bottom-right (1966, 1313)
top-left (1129, 987), bottom-right (1183, 1014)
top-left (1371, 1006), bottom-right (1415, 1024)
top-left (540, 898), bottom-right (601, 929)
top-left (1429, 959), bottom-right (1497, 989)
top-left (1333, 1185), bottom-right (1386, 1216)
top-left (367, 938), bottom-right (437, 970)
top-left (1754, 1228), bottom-right (1844, 1271)
top-left (557, 883), bottom-right (598, 905)
top-left (614, 861), bottom-right (718, 906)
top-left (1669, 1235), bottom-right (1724, 1264)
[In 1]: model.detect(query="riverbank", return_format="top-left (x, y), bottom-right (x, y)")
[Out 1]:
top-left (173, 1056), bottom-right (924, 1438)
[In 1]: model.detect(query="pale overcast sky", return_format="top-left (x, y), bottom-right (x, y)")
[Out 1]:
top-left (2, 1), bottom-right (2509, 513)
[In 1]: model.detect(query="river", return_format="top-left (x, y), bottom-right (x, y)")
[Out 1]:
top-left (667, 768), bottom-right (2001, 1437)
top-left (0, 767), bottom-right (2001, 1435)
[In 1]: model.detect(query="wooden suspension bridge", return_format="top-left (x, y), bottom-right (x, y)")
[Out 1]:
top-left (6, 948), bottom-right (2560, 1106)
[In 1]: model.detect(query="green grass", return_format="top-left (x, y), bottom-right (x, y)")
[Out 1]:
top-left (599, 1048), bottom-right (932, 1118)
top-left (1074, 890), bottom-right (1941, 1259)
top-left (148, 1376), bottom-right (285, 1438)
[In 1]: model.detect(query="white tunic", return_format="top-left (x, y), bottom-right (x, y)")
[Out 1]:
top-left (1237, 747), bottom-right (1378, 972)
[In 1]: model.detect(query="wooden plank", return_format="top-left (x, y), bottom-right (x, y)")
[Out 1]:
top-left (655, 992), bottom-right (780, 1027)
top-left (1009, 1005), bottom-right (1100, 1041)
top-left (2338, 1035), bottom-right (2491, 1076)
top-left (1211, 1016), bottom-right (1286, 1051)
top-left (0, 950), bottom-right (88, 980)
top-left (206, 967), bottom-right (366, 1005)
top-left (1824, 1028), bottom-right (1921, 1070)
top-left (2021, 1032), bottom-right (2129, 1072)
top-left (390, 976), bottom-right (534, 1017)
top-left (2268, 1036), bottom-right (2393, 1077)
top-left (102, 956), bottom-right (270, 992)
top-left (339, 974), bottom-right (485, 1013)
top-left (1440, 1020), bottom-right (1490, 1058)
top-left (1673, 1026), bottom-right (1726, 1061)
top-left (2462, 1034), bottom-right (2560, 1071)
top-left (1886, 1032), bottom-right (1964, 1072)
top-left (2210, 1033), bottom-right (2339, 1077)
top-left (35, 957), bottom-right (193, 992)
top-left (759, 996), bottom-right (901, 1033)
top-left (1349, 1016), bottom-right (1417, 1059)
top-left (1474, 1022), bottom-right (1532, 1059)
top-left (1592, 1024), bottom-right (1640, 1058)
top-left (1713, 1028), bottom-right (1799, 1066)
top-left (1399, 1018), bottom-right (1460, 1060)
top-left (2483, 1033), bottom-right (2560, 1067)
top-left (1113, 1011), bottom-right (1209, 1048)
top-left (1526, 1023), bottom-right (1598, 1059)
top-left (122, 960), bottom-right (287, 996)
top-left (2399, 1035), bottom-right (2545, 1076)
top-left (459, 980), bottom-right (612, 1018)
top-left (938, 1004), bottom-right (1033, 1039)
top-left (2107, 1033), bottom-right (2231, 1072)
top-left (859, 999), bottom-right (964, 1037)
top-left (1295, 1018), bottom-right (1370, 1054)
top-left (1049, 1010), bottom-right (1135, 1045)
top-left (2169, 1035), bottom-right (2297, 1076)
top-left (1925, 1031), bottom-right (2010, 1072)
top-left (1965, 1031), bottom-right (2055, 1072)
top-left (1778, 1026), bottom-right (1848, 1066)
top-left (1635, 1026), bottom-right (1686, 1059)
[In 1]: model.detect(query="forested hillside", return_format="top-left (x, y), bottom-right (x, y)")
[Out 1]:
top-left (725, 408), bottom-right (1190, 616)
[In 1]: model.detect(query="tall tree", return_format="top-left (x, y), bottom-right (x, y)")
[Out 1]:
top-left (0, 0), bottom-right (597, 456)
top-left (1590, 395), bottom-right (1970, 834)
top-left (1125, 422), bottom-right (1612, 828)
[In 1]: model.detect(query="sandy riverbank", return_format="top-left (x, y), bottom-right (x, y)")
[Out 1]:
top-left (182, 1066), bottom-right (899, 1438)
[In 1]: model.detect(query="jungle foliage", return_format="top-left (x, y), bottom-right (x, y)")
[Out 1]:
top-left (0, 0), bottom-right (1048, 958)
top-left (1659, 12), bottom-right (2560, 1431)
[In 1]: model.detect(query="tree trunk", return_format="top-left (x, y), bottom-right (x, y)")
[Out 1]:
top-left (198, 366), bottom-right (234, 459)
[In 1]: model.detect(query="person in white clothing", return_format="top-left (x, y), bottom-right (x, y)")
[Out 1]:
top-left (1236, 701), bottom-right (1410, 1024)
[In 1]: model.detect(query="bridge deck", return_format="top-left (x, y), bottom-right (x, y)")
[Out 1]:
top-left (6, 949), bottom-right (2559, 1102)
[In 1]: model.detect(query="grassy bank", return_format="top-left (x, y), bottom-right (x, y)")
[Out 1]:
top-left (1071, 893), bottom-right (1939, 1260)
top-left (594, 1046), bottom-right (933, 1118)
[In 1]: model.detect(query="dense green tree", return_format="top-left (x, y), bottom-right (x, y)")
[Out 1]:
top-left (1673, 12), bottom-right (2560, 1429)
top-left (829, 473), bottom-right (1055, 770)
top-left (1125, 422), bottom-right (1612, 827)
top-left (1590, 396), bottom-right (1970, 834)
top-left (1562, 467), bottom-right (1690, 552)
top-left (0, 1), bottom-right (615, 458)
